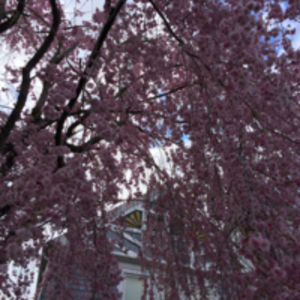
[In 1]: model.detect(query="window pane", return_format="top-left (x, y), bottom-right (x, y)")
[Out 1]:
top-left (125, 277), bottom-right (143, 300)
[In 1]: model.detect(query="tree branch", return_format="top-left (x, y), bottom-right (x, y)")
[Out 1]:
top-left (66, 110), bottom-right (90, 138)
top-left (55, 0), bottom-right (126, 167)
top-left (148, 0), bottom-right (183, 45)
top-left (0, 0), bottom-right (25, 34)
top-left (31, 42), bottom-right (79, 120)
top-left (65, 136), bottom-right (103, 153)
top-left (0, 0), bottom-right (61, 151)
top-left (0, 142), bottom-right (17, 176)
top-left (148, 82), bottom-right (192, 100)
top-left (0, 0), bottom-right (6, 21)
top-left (148, 0), bottom-right (225, 88)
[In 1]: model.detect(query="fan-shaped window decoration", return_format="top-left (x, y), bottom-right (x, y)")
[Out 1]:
top-left (193, 224), bottom-right (204, 241)
top-left (125, 210), bottom-right (143, 229)
top-left (195, 229), bottom-right (204, 240)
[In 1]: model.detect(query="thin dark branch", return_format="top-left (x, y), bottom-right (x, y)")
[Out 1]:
top-left (55, 0), bottom-right (126, 167)
top-left (0, 0), bottom-right (61, 151)
top-left (32, 42), bottom-right (79, 120)
top-left (0, 142), bottom-right (17, 176)
top-left (66, 110), bottom-right (90, 138)
top-left (65, 57), bottom-right (82, 76)
top-left (26, 5), bottom-right (51, 28)
top-left (185, 50), bottom-right (211, 72)
top-left (0, 0), bottom-right (25, 34)
top-left (26, 1), bottom-right (60, 72)
top-left (66, 120), bottom-right (82, 138)
top-left (51, 41), bottom-right (79, 65)
top-left (148, 82), bottom-right (192, 100)
top-left (65, 136), bottom-right (103, 153)
top-left (148, 0), bottom-right (225, 88)
top-left (148, 0), bottom-right (183, 45)
top-left (55, 0), bottom-right (126, 143)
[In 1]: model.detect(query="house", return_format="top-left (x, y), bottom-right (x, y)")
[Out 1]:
top-left (35, 197), bottom-right (216, 300)
top-left (35, 200), bottom-right (157, 300)
top-left (107, 201), bottom-right (148, 300)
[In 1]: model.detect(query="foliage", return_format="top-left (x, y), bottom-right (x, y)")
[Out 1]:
top-left (1, 0), bottom-right (300, 298)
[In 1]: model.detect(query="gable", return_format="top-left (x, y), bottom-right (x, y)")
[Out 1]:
top-left (124, 210), bottom-right (143, 229)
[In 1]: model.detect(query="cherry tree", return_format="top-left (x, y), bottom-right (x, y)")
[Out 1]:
top-left (1, 0), bottom-right (300, 298)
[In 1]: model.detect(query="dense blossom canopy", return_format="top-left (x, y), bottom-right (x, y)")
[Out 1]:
top-left (1, 0), bottom-right (300, 299)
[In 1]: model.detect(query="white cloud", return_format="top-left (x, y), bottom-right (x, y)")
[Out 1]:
top-left (291, 22), bottom-right (300, 50)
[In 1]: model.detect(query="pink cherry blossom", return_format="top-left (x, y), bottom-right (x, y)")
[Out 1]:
top-left (1, 0), bottom-right (300, 299)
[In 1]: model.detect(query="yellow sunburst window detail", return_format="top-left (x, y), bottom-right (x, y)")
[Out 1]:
top-left (125, 210), bottom-right (142, 228)
top-left (195, 230), bottom-right (204, 240)
top-left (193, 224), bottom-right (204, 240)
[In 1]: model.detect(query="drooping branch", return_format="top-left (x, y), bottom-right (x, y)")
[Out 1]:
top-left (0, 0), bottom-right (25, 34)
top-left (0, 0), bottom-right (61, 151)
top-left (148, 1), bottom-right (226, 88)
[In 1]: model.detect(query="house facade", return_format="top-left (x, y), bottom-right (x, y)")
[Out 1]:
top-left (109, 201), bottom-right (148, 300)
top-left (36, 199), bottom-right (217, 300)
top-left (36, 201), bottom-right (156, 300)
